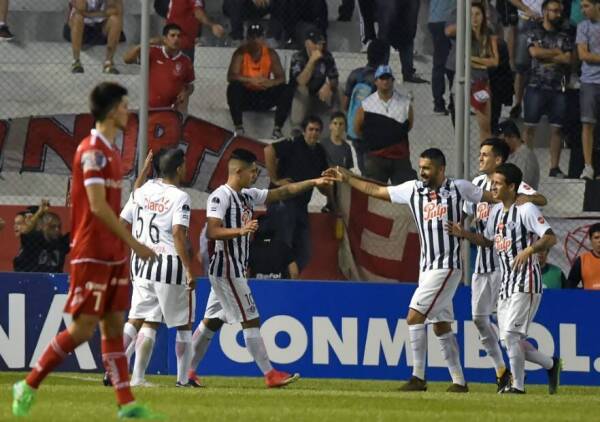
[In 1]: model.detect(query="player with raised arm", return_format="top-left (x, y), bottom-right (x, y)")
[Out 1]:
top-left (186, 148), bottom-right (333, 388)
top-left (119, 148), bottom-right (197, 388)
top-left (464, 138), bottom-right (547, 391)
top-left (325, 148), bottom-right (494, 393)
top-left (448, 163), bottom-right (561, 394)
top-left (12, 82), bottom-right (159, 418)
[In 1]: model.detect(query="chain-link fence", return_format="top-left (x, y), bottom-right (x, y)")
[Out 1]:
top-left (0, 0), bottom-right (597, 280)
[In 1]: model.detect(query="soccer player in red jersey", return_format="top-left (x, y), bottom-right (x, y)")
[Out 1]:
top-left (12, 82), bottom-right (160, 419)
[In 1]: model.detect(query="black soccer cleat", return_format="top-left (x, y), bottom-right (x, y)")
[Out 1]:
top-left (548, 357), bottom-right (562, 395)
top-left (103, 372), bottom-right (112, 387)
top-left (496, 369), bottom-right (512, 393)
top-left (502, 387), bottom-right (526, 394)
top-left (187, 378), bottom-right (204, 388)
top-left (446, 383), bottom-right (469, 393)
top-left (398, 376), bottom-right (427, 392)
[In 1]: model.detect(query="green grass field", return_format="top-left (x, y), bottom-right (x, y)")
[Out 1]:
top-left (2, 372), bottom-right (600, 421)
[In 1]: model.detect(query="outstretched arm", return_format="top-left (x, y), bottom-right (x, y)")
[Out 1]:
top-left (323, 166), bottom-right (391, 202)
top-left (266, 177), bottom-right (334, 203)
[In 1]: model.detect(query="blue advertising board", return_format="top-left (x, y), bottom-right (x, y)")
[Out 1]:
top-left (1, 273), bottom-right (599, 386)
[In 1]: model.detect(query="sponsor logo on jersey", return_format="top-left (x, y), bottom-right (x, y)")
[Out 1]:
top-left (494, 234), bottom-right (512, 252)
top-left (538, 216), bottom-right (545, 224)
top-left (423, 202), bottom-right (448, 221)
top-left (476, 202), bottom-right (490, 221)
top-left (81, 149), bottom-right (107, 172)
top-left (144, 197), bottom-right (171, 213)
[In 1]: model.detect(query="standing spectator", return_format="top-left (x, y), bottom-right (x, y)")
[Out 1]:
top-left (337, 0), bottom-right (355, 21)
top-left (165, 0), bottom-right (225, 62)
top-left (376, 0), bottom-right (428, 84)
top-left (124, 24), bottom-right (195, 113)
top-left (248, 216), bottom-right (299, 279)
top-left (13, 205), bottom-right (70, 273)
top-left (471, 2), bottom-right (499, 143)
top-left (64, 0), bottom-right (125, 74)
top-left (226, 23), bottom-right (293, 139)
top-left (577, 0), bottom-right (600, 180)
top-left (321, 112), bottom-right (354, 170)
top-left (354, 65), bottom-right (417, 184)
top-left (496, 0), bottom-right (519, 68)
top-left (428, 0), bottom-right (455, 114)
top-left (539, 249), bottom-right (567, 288)
top-left (358, 0), bottom-right (376, 52)
top-left (496, 119), bottom-right (541, 188)
top-left (13, 212), bottom-right (28, 238)
top-left (0, 0), bottom-right (13, 40)
top-left (264, 115), bottom-right (332, 271)
top-left (522, 0), bottom-right (573, 178)
top-left (509, 0), bottom-right (544, 119)
top-left (566, 223), bottom-right (600, 289)
top-left (289, 28), bottom-right (340, 132)
top-left (343, 39), bottom-right (388, 174)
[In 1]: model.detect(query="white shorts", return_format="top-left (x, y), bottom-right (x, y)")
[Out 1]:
top-left (497, 292), bottom-right (542, 341)
top-left (409, 269), bottom-right (462, 323)
top-left (205, 275), bottom-right (259, 324)
top-left (129, 279), bottom-right (195, 328)
top-left (471, 271), bottom-right (502, 317)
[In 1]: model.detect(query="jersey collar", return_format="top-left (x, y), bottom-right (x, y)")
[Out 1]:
top-left (91, 129), bottom-right (115, 150)
top-left (162, 46), bottom-right (182, 61)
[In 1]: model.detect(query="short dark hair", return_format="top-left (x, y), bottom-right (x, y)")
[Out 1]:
top-left (330, 111), bottom-right (347, 125)
top-left (542, 0), bottom-right (562, 10)
top-left (495, 163), bottom-right (523, 191)
top-left (158, 148), bottom-right (185, 179)
top-left (589, 223), bottom-right (600, 239)
top-left (481, 138), bottom-right (510, 163)
top-left (367, 39), bottom-right (388, 67)
top-left (420, 148), bottom-right (446, 167)
top-left (302, 115), bottom-right (323, 130)
top-left (89, 82), bottom-right (128, 122)
top-left (163, 23), bottom-right (182, 36)
top-left (152, 148), bottom-right (166, 176)
top-left (231, 148), bottom-right (257, 164)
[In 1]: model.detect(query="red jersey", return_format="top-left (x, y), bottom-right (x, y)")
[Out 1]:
top-left (69, 129), bottom-right (127, 264)
top-left (149, 46), bottom-right (195, 108)
top-left (166, 0), bottom-right (204, 51)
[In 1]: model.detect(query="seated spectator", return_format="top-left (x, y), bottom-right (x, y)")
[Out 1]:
top-left (522, 0), bottom-right (573, 178)
top-left (64, 0), bottom-right (125, 74)
top-left (343, 39), bottom-right (388, 174)
top-left (248, 216), bottom-right (299, 279)
top-left (566, 223), bottom-right (600, 289)
top-left (470, 2), bottom-right (499, 143)
top-left (0, 0), bottom-right (13, 41)
top-left (264, 115), bottom-right (332, 271)
top-left (321, 112), bottom-right (354, 170)
top-left (163, 0), bottom-right (225, 62)
top-left (226, 23), bottom-right (293, 139)
top-left (289, 28), bottom-right (340, 132)
top-left (577, 0), bottom-right (600, 180)
top-left (496, 119), bottom-right (540, 188)
top-left (13, 203), bottom-right (70, 273)
top-left (539, 248), bottom-right (566, 288)
top-left (353, 65), bottom-right (417, 184)
top-left (124, 24), bottom-right (195, 113)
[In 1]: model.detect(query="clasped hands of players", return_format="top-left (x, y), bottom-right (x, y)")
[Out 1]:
top-left (322, 166), bottom-right (351, 183)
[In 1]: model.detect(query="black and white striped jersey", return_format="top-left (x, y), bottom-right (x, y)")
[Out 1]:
top-left (207, 184), bottom-right (268, 279)
top-left (388, 178), bottom-right (484, 272)
top-left (483, 202), bottom-right (552, 299)
top-left (464, 174), bottom-right (537, 274)
top-left (121, 179), bottom-right (191, 285)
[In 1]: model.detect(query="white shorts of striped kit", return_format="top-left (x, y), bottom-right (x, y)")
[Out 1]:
top-left (204, 275), bottom-right (259, 324)
top-left (129, 278), bottom-right (195, 328)
top-left (471, 271), bottom-right (502, 317)
top-left (497, 292), bottom-right (542, 341)
top-left (409, 268), bottom-right (462, 323)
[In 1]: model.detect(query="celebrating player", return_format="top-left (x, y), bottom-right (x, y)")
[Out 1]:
top-left (448, 163), bottom-right (561, 394)
top-left (463, 138), bottom-right (547, 391)
top-left (119, 147), bottom-right (197, 387)
top-left (325, 148), bottom-right (494, 392)
top-left (12, 82), bottom-right (159, 418)
top-left (187, 148), bottom-right (333, 388)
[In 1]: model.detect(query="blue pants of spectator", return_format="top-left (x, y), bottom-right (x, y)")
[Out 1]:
top-left (266, 201), bottom-right (311, 272)
top-left (428, 21), bottom-right (453, 110)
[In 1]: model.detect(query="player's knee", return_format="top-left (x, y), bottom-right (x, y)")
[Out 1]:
top-left (432, 322), bottom-right (451, 337)
top-left (203, 318), bottom-right (224, 332)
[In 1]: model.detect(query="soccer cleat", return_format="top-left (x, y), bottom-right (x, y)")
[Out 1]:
top-left (103, 371), bottom-right (113, 386)
top-left (130, 379), bottom-right (156, 388)
top-left (118, 402), bottom-right (164, 419)
top-left (187, 378), bottom-right (204, 388)
top-left (71, 60), bottom-right (84, 74)
top-left (446, 383), bottom-right (469, 393)
top-left (265, 369), bottom-right (300, 388)
top-left (12, 380), bottom-right (36, 417)
top-left (502, 387), bottom-right (526, 394)
top-left (398, 376), bottom-right (427, 392)
top-left (175, 381), bottom-right (189, 388)
top-left (548, 357), bottom-right (562, 395)
top-left (496, 368), bottom-right (512, 393)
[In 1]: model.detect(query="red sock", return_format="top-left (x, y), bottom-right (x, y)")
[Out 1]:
top-left (26, 330), bottom-right (77, 389)
top-left (102, 336), bottom-right (135, 406)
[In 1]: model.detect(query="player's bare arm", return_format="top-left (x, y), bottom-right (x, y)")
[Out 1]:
top-left (323, 166), bottom-right (391, 202)
top-left (265, 177), bottom-right (334, 204)
top-left (515, 192), bottom-right (547, 206)
top-left (133, 150), bottom-right (153, 191)
top-left (193, 7), bottom-right (225, 38)
top-left (173, 224), bottom-right (195, 290)
top-left (22, 199), bottom-right (49, 234)
top-left (446, 221), bottom-right (494, 248)
top-left (86, 184), bottom-right (156, 261)
top-left (206, 217), bottom-right (258, 240)
top-left (512, 229), bottom-right (557, 271)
